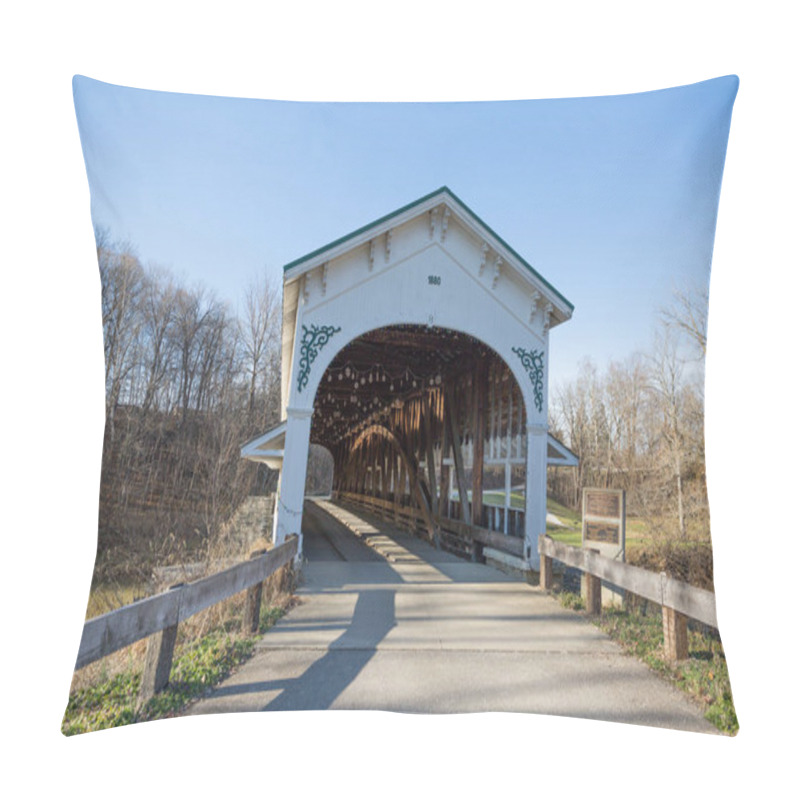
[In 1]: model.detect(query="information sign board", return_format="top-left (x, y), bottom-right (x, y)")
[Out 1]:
top-left (582, 488), bottom-right (625, 561)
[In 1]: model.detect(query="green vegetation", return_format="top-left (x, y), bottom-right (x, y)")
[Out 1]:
top-left (545, 497), bottom-right (655, 554)
top-left (552, 590), bottom-right (738, 735)
top-left (469, 492), bottom-right (654, 552)
top-left (62, 605), bottom-right (285, 736)
top-left (556, 590), bottom-right (584, 611)
top-left (545, 498), bottom-right (582, 545)
top-left (482, 490), bottom-right (526, 510)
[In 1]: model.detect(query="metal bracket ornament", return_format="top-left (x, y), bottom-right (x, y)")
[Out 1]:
top-left (512, 346), bottom-right (545, 413)
top-left (297, 323), bottom-right (342, 393)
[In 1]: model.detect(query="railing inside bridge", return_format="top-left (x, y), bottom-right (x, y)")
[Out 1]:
top-left (337, 490), bottom-right (525, 561)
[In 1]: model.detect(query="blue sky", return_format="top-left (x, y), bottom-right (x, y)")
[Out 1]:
top-left (73, 75), bottom-right (737, 392)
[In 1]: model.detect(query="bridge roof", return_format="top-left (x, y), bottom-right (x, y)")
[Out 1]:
top-left (546, 433), bottom-right (579, 467)
top-left (240, 421), bottom-right (287, 469)
top-left (283, 186), bottom-right (573, 312)
top-left (279, 188), bottom-right (575, 413)
top-left (241, 422), bottom-right (578, 469)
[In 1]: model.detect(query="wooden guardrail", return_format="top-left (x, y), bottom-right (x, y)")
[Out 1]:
top-left (75, 535), bottom-right (298, 703)
top-left (338, 491), bottom-right (525, 559)
top-left (538, 534), bottom-right (717, 662)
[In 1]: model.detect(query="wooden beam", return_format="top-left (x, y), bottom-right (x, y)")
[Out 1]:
top-left (395, 454), bottom-right (404, 519)
top-left (139, 621), bottom-right (178, 706)
top-left (438, 388), bottom-right (451, 518)
top-left (423, 393), bottom-right (439, 512)
top-left (540, 553), bottom-right (553, 590)
top-left (76, 538), bottom-right (298, 670)
top-left (538, 536), bottom-right (718, 628)
top-left (584, 548), bottom-right (602, 615)
top-left (242, 548), bottom-right (268, 633)
top-left (445, 381), bottom-right (471, 524)
top-left (436, 514), bottom-right (525, 558)
top-left (471, 358), bottom-right (487, 526)
top-left (663, 606), bottom-right (689, 662)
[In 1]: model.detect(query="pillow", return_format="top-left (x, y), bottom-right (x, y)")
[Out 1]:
top-left (66, 75), bottom-right (738, 736)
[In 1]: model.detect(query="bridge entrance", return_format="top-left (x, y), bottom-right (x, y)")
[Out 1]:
top-left (241, 187), bottom-right (575, 570)
top-left (314, 324), bottom-right (529, 559)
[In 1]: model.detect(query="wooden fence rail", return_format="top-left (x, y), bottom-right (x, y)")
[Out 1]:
top-left (75, 535), bottom-right (298, 703)
top-left (538, 534), bottom-right (717, 661)
top-left (338, 490), bottom-right (525, 559)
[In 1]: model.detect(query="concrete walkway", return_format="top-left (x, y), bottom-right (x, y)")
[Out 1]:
top-left (188, 500), bottom-right (718, 733)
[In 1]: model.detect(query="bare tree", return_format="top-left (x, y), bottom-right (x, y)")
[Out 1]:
top-left (602, 353), bottom-right (651, 500)
top-left (92, 234), bottom-right (288, 585)
top-left (553, 360), bottom-right (610, 504)
top-left (97, 231), bottom-right (145, 437)
top-left (552, 331), bottom-right (708, 543)
top-left (241, 272), bottom-right (281, 423)
top-left (647, 340), bottom-right (706, 537)
top-left (138, 268), bottom-right (178, 416)
top-left (661, 284), bottom-right (708, 359)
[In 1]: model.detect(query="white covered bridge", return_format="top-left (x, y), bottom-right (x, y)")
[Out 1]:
top-left (241, 187), bottom-right (578, 571)
top-left (76, 188), bottom-right (719, 730)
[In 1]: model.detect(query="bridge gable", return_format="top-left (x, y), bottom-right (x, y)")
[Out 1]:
top-left (281, 188), bottom-right (572, 412)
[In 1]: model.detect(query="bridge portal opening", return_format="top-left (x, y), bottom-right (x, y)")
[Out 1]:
top-left (305, 444), bottom-right (334, 497)
top-left (310, 324), bottom-right (527, 556)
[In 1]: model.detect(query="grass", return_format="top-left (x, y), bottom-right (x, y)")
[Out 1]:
top-left (62, 604), bottom-right (287, 736)
top-left (546, 498), bottom-right (583, 545)
top-left (545, 497), bottom-right (654, 551)
top-left (85, 582), bottom-right (149, 619)
top-left (552, 589), bottom-right (738, 735)
top-left (482, 490), bottom-right (526, 510)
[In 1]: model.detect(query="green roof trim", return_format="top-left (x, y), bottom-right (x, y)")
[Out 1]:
top-left (283, 186), bottom-right (574, 312)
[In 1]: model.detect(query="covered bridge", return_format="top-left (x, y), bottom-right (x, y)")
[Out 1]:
top-left (242, 187), bottom-right (576, 570)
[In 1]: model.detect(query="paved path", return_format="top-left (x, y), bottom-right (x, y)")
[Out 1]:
top-left (188, 500), bottom-right (717, 733)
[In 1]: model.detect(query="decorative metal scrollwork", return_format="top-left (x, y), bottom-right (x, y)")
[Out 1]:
top-left (512, 346), bottom-right (545, 413)
top-left (297, 323), bottom-right (341, 393)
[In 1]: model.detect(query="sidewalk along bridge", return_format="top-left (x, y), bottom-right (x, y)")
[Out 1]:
top-left (186, 498), bottom-right (718, 731)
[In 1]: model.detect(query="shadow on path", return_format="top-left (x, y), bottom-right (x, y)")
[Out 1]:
top-left (260, 588), bottom-right (396, 711)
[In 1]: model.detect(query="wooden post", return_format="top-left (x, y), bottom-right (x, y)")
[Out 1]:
top-left (411, 467), bottom-right (439, 544)
top-left (585, 572), bottom-right (602, 615)
top-left (422, 395), bottom-right (441, 547)
top-left (663, 605), bottom-right (689, 662)
top-left (438, 387), bottom-right (451, 518)
top-left (540, 553), bottom-right (553, 590)
top-left (445, 382), bottom-right (471, 524)
top-left (584, 549), bottom-right (601, 615)
top-left (359, 445), bottom-right (368, 494)
top-left (397, 457), bottom-right (406, 514)
top-left (423, 394), bottom-right (439, 510)
top-left (138, 583), bottom-right (182, 706)
top-left (389, 451), bottom-right (397, 507)
top-left (242, 548), bottom-right (267, 634)
top-left (471, 358), bottom-right (487, 527)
